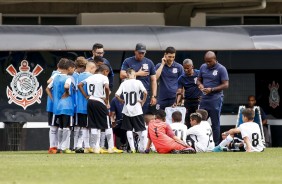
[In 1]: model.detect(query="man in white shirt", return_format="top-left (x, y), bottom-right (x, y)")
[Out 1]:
top-left (213, 108), bottom-right (265, 152)
top-left (169, 111), bottom-right (187, 142)
top-left (115, 68), bottom-right (148, 153)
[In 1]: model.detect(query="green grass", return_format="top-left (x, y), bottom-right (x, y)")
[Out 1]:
top-left (1, 148), bottom-right (282, 184)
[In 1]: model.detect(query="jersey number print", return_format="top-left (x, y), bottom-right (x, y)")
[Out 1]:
top-left (124, 91), bottom-right (137, 105)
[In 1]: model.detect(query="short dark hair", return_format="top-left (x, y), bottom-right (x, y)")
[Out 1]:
top-left (92, 43), bottom-right (104, 51)
top-left (190, 113), bottom-right (202, 124)
top-left (65, 59), bottom-right (76, 69)
top-left (242, 108), bottom-right (255, 121)
top-left (196, 109), bottom-right (208, 121)
top-left (172, 111), bottom-right (182, 122)
top-left (96, 64), bottom-right (110, 73)
top-left (126, 68), bottom-right (135, 75)
top-left (165, 46), bottom-right (176, 54)
top-left (155, 110), bottom-right (166, 122)
top-left (58, 58), bottom-right (75, 70)
top-left (94, 56), bottom-right (104, 64)
top-left (57, 58), bottom-right (68, 70)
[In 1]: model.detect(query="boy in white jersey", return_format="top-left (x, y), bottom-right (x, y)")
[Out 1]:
top-left (115, 68), bottom-right (148, 153)
top-left (196, 109), bottom-right (215, 151)
top-left (78, 64), bottom-right (122, 154)
top-left (213, 108), bottom-right (265, 152)
top-left (186, 112), bottom-right (213, 152)
top-left (170, 111), bottom-right (187, 142)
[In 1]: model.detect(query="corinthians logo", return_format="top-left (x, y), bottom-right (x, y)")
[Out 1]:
top-left (6, 60), bottom-right (43, 110)
top-left (268, 81), bottom-right (280, 109)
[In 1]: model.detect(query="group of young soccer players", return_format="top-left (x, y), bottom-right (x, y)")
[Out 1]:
top-left (46, 53), bottom-right (265, 154)
top-left (46, 57), bottom-right (122, 154)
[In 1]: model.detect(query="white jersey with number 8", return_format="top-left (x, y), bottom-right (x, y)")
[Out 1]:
top-left (238, 122), bottom-right (265, 152)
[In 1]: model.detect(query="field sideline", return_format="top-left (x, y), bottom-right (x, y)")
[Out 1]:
top-left (1, 148), bottom-right (282, 184)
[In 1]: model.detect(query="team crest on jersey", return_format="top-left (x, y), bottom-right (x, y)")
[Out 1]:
top-left (6, 60), bottom-right (43, 110)
top-left (268, 81), bottom-right (280, 109)
top-left (172, 68), bottom-right (178, 73)
top-left (212, 70), bottom-right (218, 76)
top-left (142, 64), bottom-right (149, 70)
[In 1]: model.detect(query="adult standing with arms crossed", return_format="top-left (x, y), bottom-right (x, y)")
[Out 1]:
top-left (155, 47), bottom-right (184, 110)
top-left (197, 51), bottom-right (229, 145)
top-left (120, 43), bottom-right (157, 118)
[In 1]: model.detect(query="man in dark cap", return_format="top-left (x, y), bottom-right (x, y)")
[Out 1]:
top-left (120, 43), bottom-right (157, 119)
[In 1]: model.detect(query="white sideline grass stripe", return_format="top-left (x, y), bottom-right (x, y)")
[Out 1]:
top-left (0, 122), bottom-right (49, 128)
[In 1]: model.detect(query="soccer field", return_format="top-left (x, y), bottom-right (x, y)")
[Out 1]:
top-left (1, 148), bottom-right (282, 184)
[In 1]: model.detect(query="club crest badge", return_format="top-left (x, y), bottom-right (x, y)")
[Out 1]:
top-left (172, 68), bottom-right (178, 73)
top-left (6, 60), bottom-right (43, 110)
top-left (142, 63), bottom-right (149, 70)
top-left (212, 70), bottom-right (218, 76)
top-left (268, 81), bottom-right (280, 109)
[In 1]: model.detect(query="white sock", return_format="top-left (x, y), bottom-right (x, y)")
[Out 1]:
top-left (91, 129), bottom-right (101, 149)
top-left (57, 128), bottom-right (63, 149)
top-left (49, 126), bottom-right (58, 148)
top-left (127, 131), bottom-right (135, 151)
top-left (219, 135), bottom-right (234, 147)
top-left (73, 126), bottom-right (80, 149)
top-left (105, 128), bottom-right (114, 149)
top-left (100, 131), bottom-right (106, 148)
top-left (137, 131), bottom-right (147, 152)
top-left (82, 128), bottom-right (90, 148)
top-left (61, 128), bottom-right (71, 150)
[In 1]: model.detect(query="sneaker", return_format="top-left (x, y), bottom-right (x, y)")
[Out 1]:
top-left (48, 147), bottom-right (57, 154)
top-left (100, 148), bottom-right (108, 154)
top-left (128, 149), bottom-right (136, 153)
top-left (171, 149), bottom-right (181, 154)
top-left (75, 148), bottom-right (84, 153)
top-left (93, 148), bottom-right (100, 154)
top-left (108, 147), bottom-right (123, 154)
top-left (62, 149), bottom-right (75, 154)
top-left (179, 147), bottom-right (196, 154)
top-left (212, 145), bottom-right (223, 152)
top-left (84, 148), bottom-right (94, 153)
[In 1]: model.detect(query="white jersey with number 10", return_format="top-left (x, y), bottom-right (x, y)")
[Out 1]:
top-left (115, 79), bottom-right (146, 117)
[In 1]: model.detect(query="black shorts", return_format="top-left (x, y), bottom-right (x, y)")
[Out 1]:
top-left (142, 97), bottom-right (157, 115)
top-left (58, 115), bottom-right (73, 128)
top-left (48, 112), bottom-right (60, 127)
top-left (121, 114), bottom-right (146, 132)
top-left (87, 99), bottom-right (111, 129)
top-left (77, 113), bottom-right (88, 127)
top-left (72, 113), bottom-right (77, 126)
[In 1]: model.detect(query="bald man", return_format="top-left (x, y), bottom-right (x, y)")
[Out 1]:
top-left (197, 51), bottom-right (229, 146)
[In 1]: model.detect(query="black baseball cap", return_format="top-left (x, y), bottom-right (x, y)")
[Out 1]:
top-left (135, 43), bottom-right (146, 53)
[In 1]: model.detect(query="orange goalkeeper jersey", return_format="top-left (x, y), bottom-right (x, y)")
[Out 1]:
top-left (148, 119), bottom-right (186, 153)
